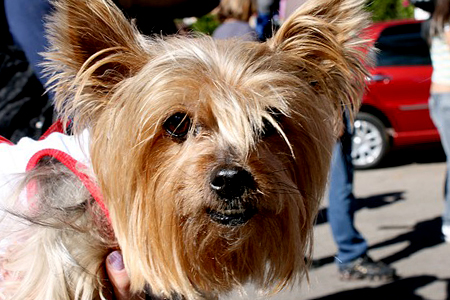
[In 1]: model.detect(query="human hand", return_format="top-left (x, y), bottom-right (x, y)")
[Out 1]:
top-left (106, 250), bottom-right (146, 300)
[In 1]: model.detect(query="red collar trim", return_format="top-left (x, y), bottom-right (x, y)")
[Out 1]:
top-left (0, 136), bottom-right (14, 145)
top-left (0, 120), bottom-right (65, 145)
top-left (26, 149), bottom-right (111, 222)
top-left (39, 120), bottom-right (67, 141)
top-left (0, 121), bottom-right (110, 223)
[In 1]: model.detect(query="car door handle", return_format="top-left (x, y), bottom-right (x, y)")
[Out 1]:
top-left (370, 74), bottom-right (392, 83)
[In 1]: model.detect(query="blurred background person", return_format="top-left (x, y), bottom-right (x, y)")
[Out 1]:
top-left (1, 0), bottom-right (53, 142)
top-left (427, 0), bottom-right (450, 242)
top-left (1, 0), bottom-right (219, 142)
top-left (212, 0), bottom-right (258, 41)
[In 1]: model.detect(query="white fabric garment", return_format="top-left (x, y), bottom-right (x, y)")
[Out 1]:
top-left (0, 131), bottom-right (91, 202)
top-left (431, 25), bottom-right (450, 85)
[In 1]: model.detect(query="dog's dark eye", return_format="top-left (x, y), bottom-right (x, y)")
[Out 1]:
top-left (262, 118), bottom-right (276, 137)
top-left (164, 113), bottom-right (191, 140)
top-left (262, 109), bottom-right (282, 138)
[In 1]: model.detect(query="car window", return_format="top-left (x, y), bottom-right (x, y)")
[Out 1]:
top-left (375, 23), bottom-right (431, 67)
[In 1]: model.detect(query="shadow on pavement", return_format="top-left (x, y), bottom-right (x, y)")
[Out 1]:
top-left (364, 143), bottom-right (446, 170)
top-left (446, 278), bottom-right (450, 299)
top-left (311, 275), bottom-right (438, 300)
top-left (313, 215), bottom-right (442, 271)
top-left (371, 217), bottom-right (444, 265)
top-left (315, 191), bottom-right (404, 225)
top-left (356, 191), bottom-right (404, 210)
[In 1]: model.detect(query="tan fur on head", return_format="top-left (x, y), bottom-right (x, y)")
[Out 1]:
top-left (0, 0), bottom-right (371, 299)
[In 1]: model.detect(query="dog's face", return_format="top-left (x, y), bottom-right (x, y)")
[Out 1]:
top-left (45, 0), bottom-right (369, 298)
top-left (94, 39), bottom-right (334, 297)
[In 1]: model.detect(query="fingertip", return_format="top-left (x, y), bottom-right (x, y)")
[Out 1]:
top-left (106, 250), bottom-right (131, 300)
top-left (107, 250), bottom-right (125, 271)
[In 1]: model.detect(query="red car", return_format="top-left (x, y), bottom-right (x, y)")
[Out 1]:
top-left (352, 19), bottom-right (440, 169)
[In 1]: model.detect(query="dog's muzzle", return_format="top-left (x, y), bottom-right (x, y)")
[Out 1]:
top-left (208, 165), bottom-right (257, 226)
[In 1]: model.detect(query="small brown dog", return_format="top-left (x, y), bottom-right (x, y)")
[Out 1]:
top-left (0, 0), bottom-right (370, 299)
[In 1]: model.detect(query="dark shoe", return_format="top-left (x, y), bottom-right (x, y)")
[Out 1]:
top-left (339, 255), bottom-right (396, 280)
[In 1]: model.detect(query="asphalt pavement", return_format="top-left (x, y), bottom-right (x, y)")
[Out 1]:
top-left (224, 144), bottom-right (449, 300)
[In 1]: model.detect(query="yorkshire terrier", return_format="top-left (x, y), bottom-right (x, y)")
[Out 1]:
top-left (0, 0), bottom-right (370, 299)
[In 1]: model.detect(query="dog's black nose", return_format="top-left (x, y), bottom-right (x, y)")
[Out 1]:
top-left (210, 166), bottom-right (255, 200)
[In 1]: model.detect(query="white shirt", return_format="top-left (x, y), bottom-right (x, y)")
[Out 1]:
top-left (431, 25), bottom-right (450, 85)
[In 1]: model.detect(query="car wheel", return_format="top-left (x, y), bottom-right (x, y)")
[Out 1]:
top-left (351, 112), bottom-right (389, 169)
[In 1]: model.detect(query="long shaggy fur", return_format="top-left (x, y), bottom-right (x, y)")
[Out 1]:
top-left (0, 0), bottom-right (371, 299)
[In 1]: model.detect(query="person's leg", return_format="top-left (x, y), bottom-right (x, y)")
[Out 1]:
top-left (429, 93), bottom-right (450, 238)
top-left (4, 0), bottom-right (52, 87)
top-left (328, 119), bottom-right (395, 280)
top-left (444, 166), bottom-right (450, 241)
top-left (255, 0), bottom-right (279, 41)
top-left (327, 139), bottom-right (367, 266)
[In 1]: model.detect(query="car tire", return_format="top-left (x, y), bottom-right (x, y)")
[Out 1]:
top-left (351, 112), bottom-right (390, 169)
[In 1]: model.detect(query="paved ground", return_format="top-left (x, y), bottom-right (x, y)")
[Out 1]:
top-left (224, 144), bottom-right (449, 300)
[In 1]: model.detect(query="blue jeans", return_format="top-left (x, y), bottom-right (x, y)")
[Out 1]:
top-left (429, 93), bottom-right (450, 227)
top-left (255, 0), bottom-right (278, 41)
top-left (328, 124), bottom-right (368, 266)
top-left (4, 0), bottom-right (52, 87)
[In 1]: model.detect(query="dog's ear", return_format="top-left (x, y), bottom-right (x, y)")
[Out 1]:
top-left (269, 0), bottom-right (370, 117)
top-left (44, 0), bottom-right (148, 129)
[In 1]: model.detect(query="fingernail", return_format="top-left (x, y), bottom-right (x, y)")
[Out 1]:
top-left (107, 251), bottom-right (125, 271)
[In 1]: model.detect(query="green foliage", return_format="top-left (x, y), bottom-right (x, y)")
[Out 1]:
top-left (190, 14), bottom-right (220, 35)
top-left (366, 0), bottom-right (415, 22)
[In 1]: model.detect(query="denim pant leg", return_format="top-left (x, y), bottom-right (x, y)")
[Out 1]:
top-left (328, 139), bottom-right (368, 266)
top-left (4, 0), bottom-right (52, 87)
top-left (429, 93), bottom-right (450, 226)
